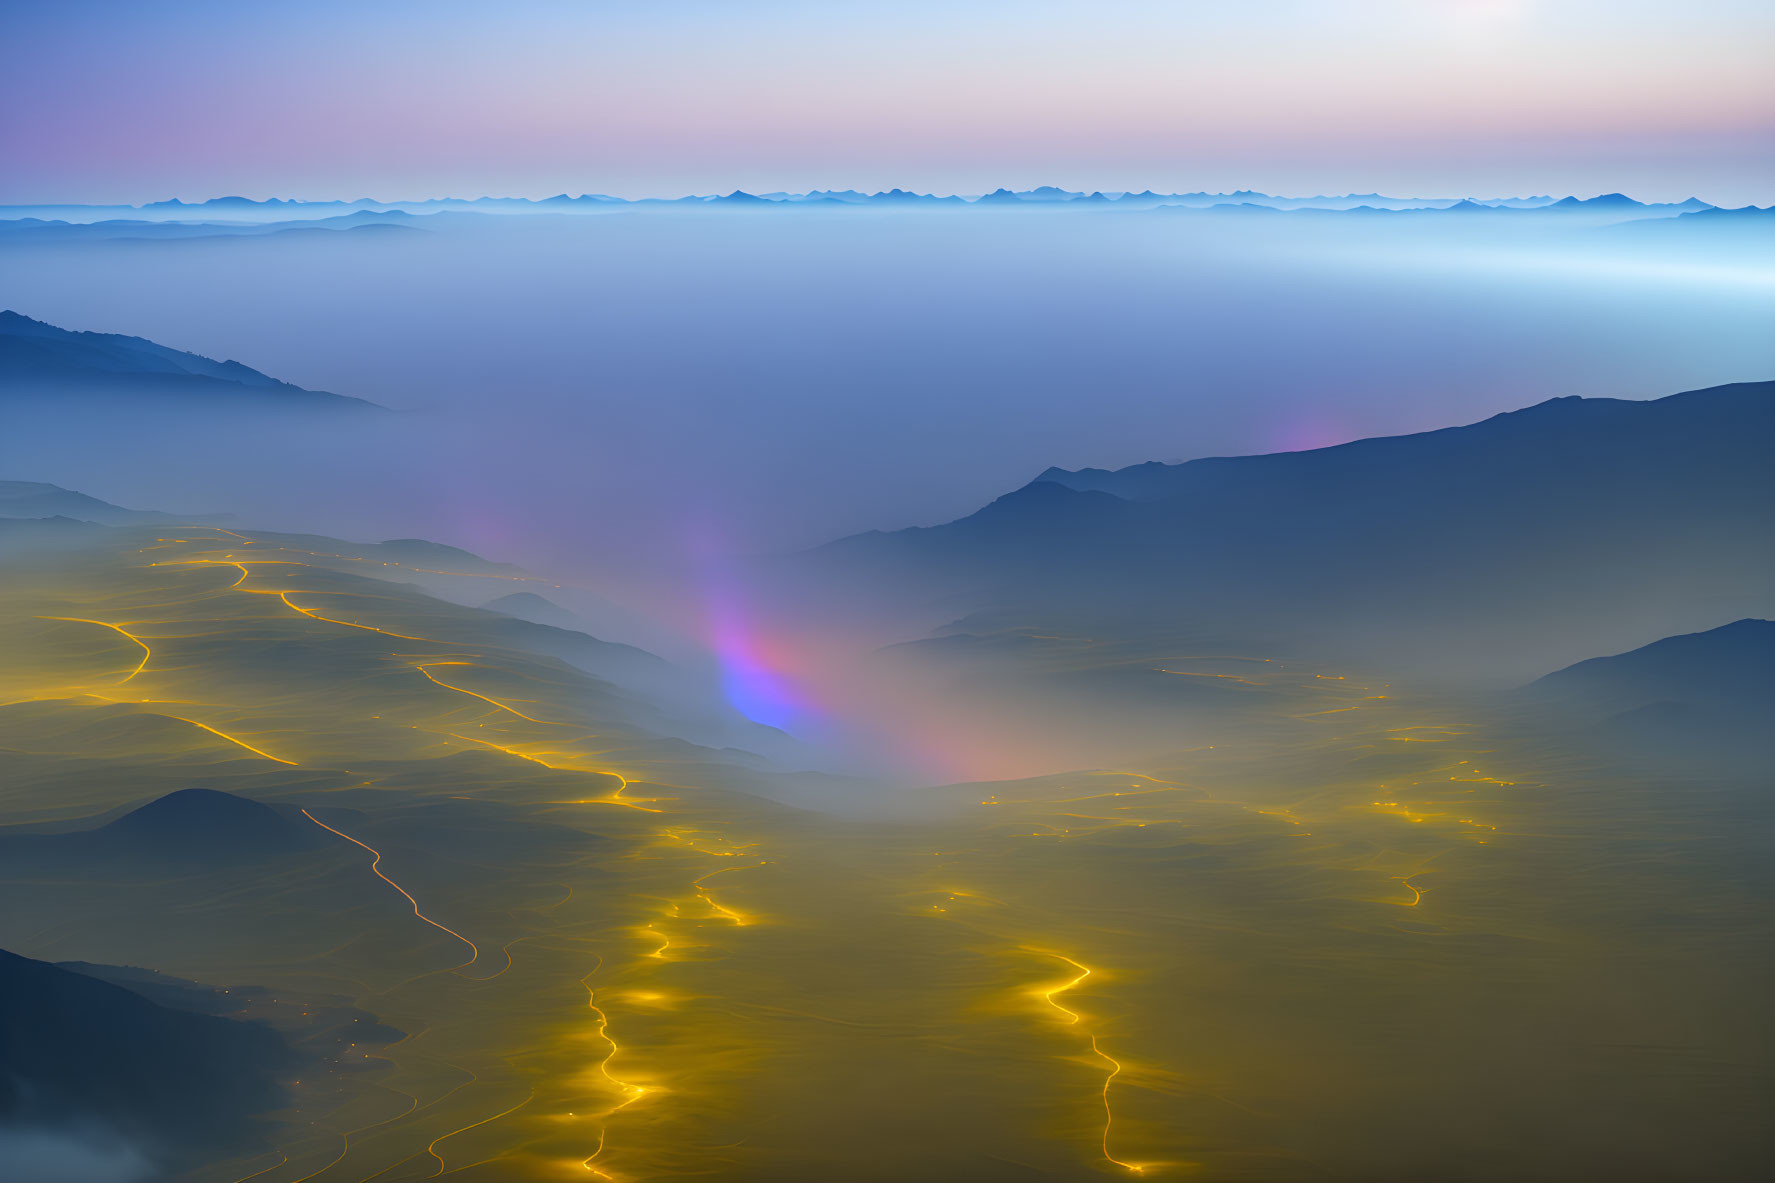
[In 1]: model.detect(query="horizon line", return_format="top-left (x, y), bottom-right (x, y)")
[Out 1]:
top-left (0, 186), bottom-right (1745, 211)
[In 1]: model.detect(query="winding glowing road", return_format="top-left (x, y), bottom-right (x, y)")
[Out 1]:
top-left (165, 714), bottom-right (299, 765)
top-left (580, 970), bottom-right (652, 1180)
top-left (300, 809), bottom-right (480, 970)
top-left (1024, 948), bottom-right (1146, 1174)
top-left (37, 615), bottom-right (153, 681)
top-left (413, 661), bottom-right (569, 726)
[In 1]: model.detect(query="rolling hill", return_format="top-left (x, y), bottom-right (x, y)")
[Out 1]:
top-left (0, 788), bottom-right (331, 869)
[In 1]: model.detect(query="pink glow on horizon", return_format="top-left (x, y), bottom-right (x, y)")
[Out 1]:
top-left (4, 2), bottom-right (1772, 206)
top-left (1268, 411), bottom-right (1353, 454)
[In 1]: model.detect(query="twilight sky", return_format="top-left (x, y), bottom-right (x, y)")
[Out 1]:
top-left (3, 0), bottom-right (1772, 205)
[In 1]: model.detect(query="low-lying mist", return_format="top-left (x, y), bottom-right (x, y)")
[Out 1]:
top-left (3, 206), bottom-right (1770, 780)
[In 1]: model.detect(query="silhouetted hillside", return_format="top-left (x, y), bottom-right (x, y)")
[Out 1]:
top-left (484, 590), bottom-right (584, 629)
top-left (0, 788), bottom-right (329, 869)
top-left (811, 381), bottom-right (1775, 681)
top-left (1524, 620), bottom-right (1775, 776)
top-left (100, 788), bottom-right (327, 856)
top-left (0, 479), bottom-right (169, 524)
top-left (0, 310), bottom-right (379, 409)
top-left (1529, 618), bottom-right (1775, 712)
top-left (374, 536), bottom-right (519, 571)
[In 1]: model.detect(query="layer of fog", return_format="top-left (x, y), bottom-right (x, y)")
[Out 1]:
top-left (4, 210), bottom-right (1767, 568)
top-left (2, 208), bottom-right (1769, 771)
top-left (0, 1124), bottom-right (152, 1183)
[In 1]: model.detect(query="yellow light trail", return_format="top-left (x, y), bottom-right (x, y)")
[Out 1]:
top-left (194, 526), bottom-right (260, 544)
top-left (1026, 948), bottom-right (1092, 1024)
top-left (1153, 668), bottom-right (1262, 685)
top-left (1023, 949), bottom-right (1146, 1174)
top-left (278, 592), bottom-right (435, 641)
top-left (443, 731), bottom-right (559, 768)
top-left (1034, 787), bottom-right (1188, 808)
top-left (1369, 800), bottom-right (1443, 824)
top-left (280, 1079), bottom-right (426, 1183)
top-left (439, 733), bottom-right (661, 812)
top-left (37, 616), bottom-right (153, 681)
top-left (655, 826), bottom-right (755, 857)
top-left (414, 662), bottom-right (568, 726)
top-left (163, 715), bottom-right (298, 765)
top-left (284, 1137), bottom-right (349, 1183)
top-left (226, 1153), bottom-right (288, 1183)
top-left (1392, 876), bottom-right (1424, 907)
top-left (424, 1091), bottom-right (534, 1177)
top-left (692, 863), bottom-right (765, 926)
top-left (300, 809), bottom-right (479, 968)
top-left (149, 557), bottom-right (450, 644)
top-left (580, 973), bottom-right (652, 1179)
top-left (638, 925), bottom-right (675, 960)
top-left (1089, 1034), bottom-right (1140, 1175)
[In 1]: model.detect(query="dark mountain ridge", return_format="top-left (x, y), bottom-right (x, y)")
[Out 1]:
top-left (1028, 382), bottom-right (1771, 503)
top-left (1527, 618), bottom-right (1775, 713)
top-left (810, 381), bottom-right (1775, 681)
top-left (1522, 619), bottom-right (1775, 776)
top-left (0, 310), bottom-right (380, 410)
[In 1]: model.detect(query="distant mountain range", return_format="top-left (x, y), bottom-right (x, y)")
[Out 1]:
top-left (1157, 194), bottom-right (1749, 223)
top-left (0, 207), bottom-right (420, 243)
top-left (0, 310), bottom-right (379, 409)
top-left (805, 380), bottom-right (1775, 683)
top-left (3, 189), bottom-right (1759, 227)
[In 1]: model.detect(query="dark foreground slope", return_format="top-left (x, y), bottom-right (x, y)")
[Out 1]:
top-left (811, 381), bottom-right (1775, 681)
top-left (0, 949), bottom-right (292, 1160)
